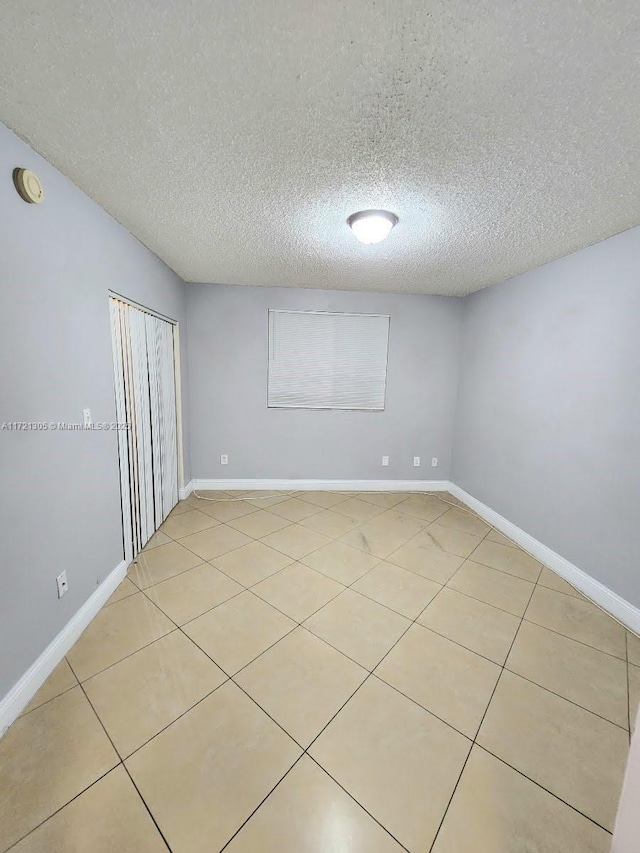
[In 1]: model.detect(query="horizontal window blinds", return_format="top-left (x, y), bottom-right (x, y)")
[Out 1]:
top-left (268, 310), bottom-right (390, 410)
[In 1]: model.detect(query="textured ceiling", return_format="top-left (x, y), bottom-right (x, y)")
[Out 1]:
top-left (1, 1), bottom-right (639, 295)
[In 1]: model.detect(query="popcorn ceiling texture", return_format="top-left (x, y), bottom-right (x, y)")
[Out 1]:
top-left (0, 0), bottom-right (639, 295)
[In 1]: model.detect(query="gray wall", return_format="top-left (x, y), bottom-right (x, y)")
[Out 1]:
top-left (453, 226), bottom-right (640, 606)
top-left (186, 284), bottom-right (463, 481)
top-left (0, 123), bottom-right (190, 697)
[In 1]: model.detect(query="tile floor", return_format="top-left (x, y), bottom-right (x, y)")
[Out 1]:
top-left (1, 490), bottom-right (637, 852)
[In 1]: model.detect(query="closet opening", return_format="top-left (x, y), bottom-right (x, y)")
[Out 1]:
top-left (109, 293), bottom-right (182, 565)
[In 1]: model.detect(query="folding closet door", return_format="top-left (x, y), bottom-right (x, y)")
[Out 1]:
top-left (145, 312), bottom-right (178, 522)
top-left (109, 296), bottom-right (178, 562)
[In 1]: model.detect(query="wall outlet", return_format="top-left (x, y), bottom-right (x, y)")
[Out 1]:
top-left (220, 454), bottom-right (229, 465)
top-left (83, 408), bottom-right (92, 427)
top-left (382, 455), bottom-right (389, 467)
top-left (432, 457), bottom-right (439, 467)
top-left (413, 456), bottom-right (421, 467)
top-left (56, 571), bottom-right (68, 599)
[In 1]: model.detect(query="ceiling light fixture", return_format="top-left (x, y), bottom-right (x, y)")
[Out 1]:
top-left (347, 209), bottom-right (398, 244)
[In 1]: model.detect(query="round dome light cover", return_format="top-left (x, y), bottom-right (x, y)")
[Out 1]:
top-left (13, 168), bottom-right (44, 204)
top-left (347, 209), bottom-right (398, 244)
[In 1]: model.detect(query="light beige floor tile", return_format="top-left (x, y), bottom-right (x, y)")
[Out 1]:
top-left (106, 576), bottom-right (138, 606)
top-left (21, 659), bottom-right (78, 715)
top-left (143, 530), bottom-right (172, 550)
top-left (432, 746), bottom-right (611, 853)
top-left (226, 509), bottom-right (291, 538)
top-left (478, 670), bottom-right (629, 831)
top-left (130, 541), bottom-right (202, 589)
top-left (196, 498), bottom-right (258, 522)
top-left (67, 593), bottom-right (174, 681)
top-left (126, 681), bottom-right (301, 853)
top-left (236, 627), bottom-right (367, 746)
top-left (418, 587), bottom-right (520, 664)
top-left (167, 500), bottom-right (191, 516)
top-left (417, 523), bottom-right (483, 558)
top-left (471, 539), bottom-right (542, 582)
top-left (211, 540), bottom-right (294, 587)
top-left (358, 492), bottom-right (409, 509)
top-left (268, 497), bottom-right (323, 522)
top-left (298, 491), bottom-right (350, 509)
top-left (261, 524), bottom-right (332, 560)
top-left (226, 755), bottom-right (404, 853)
top-left (627, 631), bottom-right (640, 665)
top-left (244, 491), bottom-right (291, 508)
top-left (375, 509), bottom-right (428, 535)
top-left (395, 493), bottom-right (450, 522)
top-left (0, 687), bottom-right (119, 851)
top-left (305, 589), bottom-right (411, 669)
top-left (352, 561), bottom-right (441, 619)
top-left (435, 506), bottom-right (491, 537)
top-left (376, 624), bottom-right (500, 737)
top-left (448, 561), bottom-right (534, 617)
top-left (629, 664), bottom-right (640, 733)
top-left (386, 538), bottom-right (464, 584)
top-left (525, 586), bottom-right (626, 659)
top-left (11, 766), bottom-right (168, 853)
top-left (340, 512), bottom-right (426, 559)
top-left (538, 566), bottom-right (586, 599)
top-left (302, 541), bottom-right (379, 584)
top-left (300, 508), bottom-right (363, 538)
top-left (84, 630), bottom-right (226, 757)
top-left (333, 497), bottom-right (385, 522)
top-left (253, 562), bottom-right (344, 622)
top-left (184, 495), bottom-right (234, 514)
top-left (310, 676), bottom-right (470, 852)
top-left (160, 508), bottom-right (219, 539)
top-left (339, 525), bottom-right (407, 560)
top-left (179, 524), bottom-right (252, 561)
top-left (486, 528), bottom-right (518, 548)
top-left (183, 591), bottom-right (295, 674)
top-left (145, 562), bottom-right (242, 624)
top-left (507, 620), bottom-right (628, 727)
top-left (186, 492), bottom-right (226, 508)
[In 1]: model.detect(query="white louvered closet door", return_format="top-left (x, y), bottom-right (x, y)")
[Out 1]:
top-left (146, 312), bottom-right (178, 522)
top-left (110, 297), bottom-right (178, 561)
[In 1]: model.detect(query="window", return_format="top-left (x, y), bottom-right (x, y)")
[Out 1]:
top-left (268, 310), bottom-right (390, 410)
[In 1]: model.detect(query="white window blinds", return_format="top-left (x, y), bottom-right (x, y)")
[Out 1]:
top-left (268, 310), bottom-right (390, 410)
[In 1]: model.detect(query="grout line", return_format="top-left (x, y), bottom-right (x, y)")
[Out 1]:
top-left (427, 561), bottom-right (538, 852)
top-left (128, 559), bottom-right (210, 592)
top-left (216, 753), bottom-right (308, 852)
top-left (67, 666), bottom-right (176, 853)
top-left (116, 680), bottom-right (230, 761)
top-left (307, 754), bottom-right (413, 852)
top-left (521, 615), bottom-right (627, 662)
top-left (16, 681), bottom-right (79, 720)
top-left (474, 744), bottom-right (615, 836)
top-left (69, 625), bottom-right (179, 685)
top-left (500, 667), bottom-right (629, 733)
top-left (4, 763), bottom-right (123, 852)
top-left (119, 765), bottom-right (174, 852)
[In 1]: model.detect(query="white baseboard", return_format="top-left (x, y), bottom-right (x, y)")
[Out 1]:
top-left (449, 484), bottom-right (640, 635)
top-left (0, 559), bottom-right (128, 737)
top-left (190, 478), bottom-right (451, 493)
top-left (178, 480), bottom-right (194, 500)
